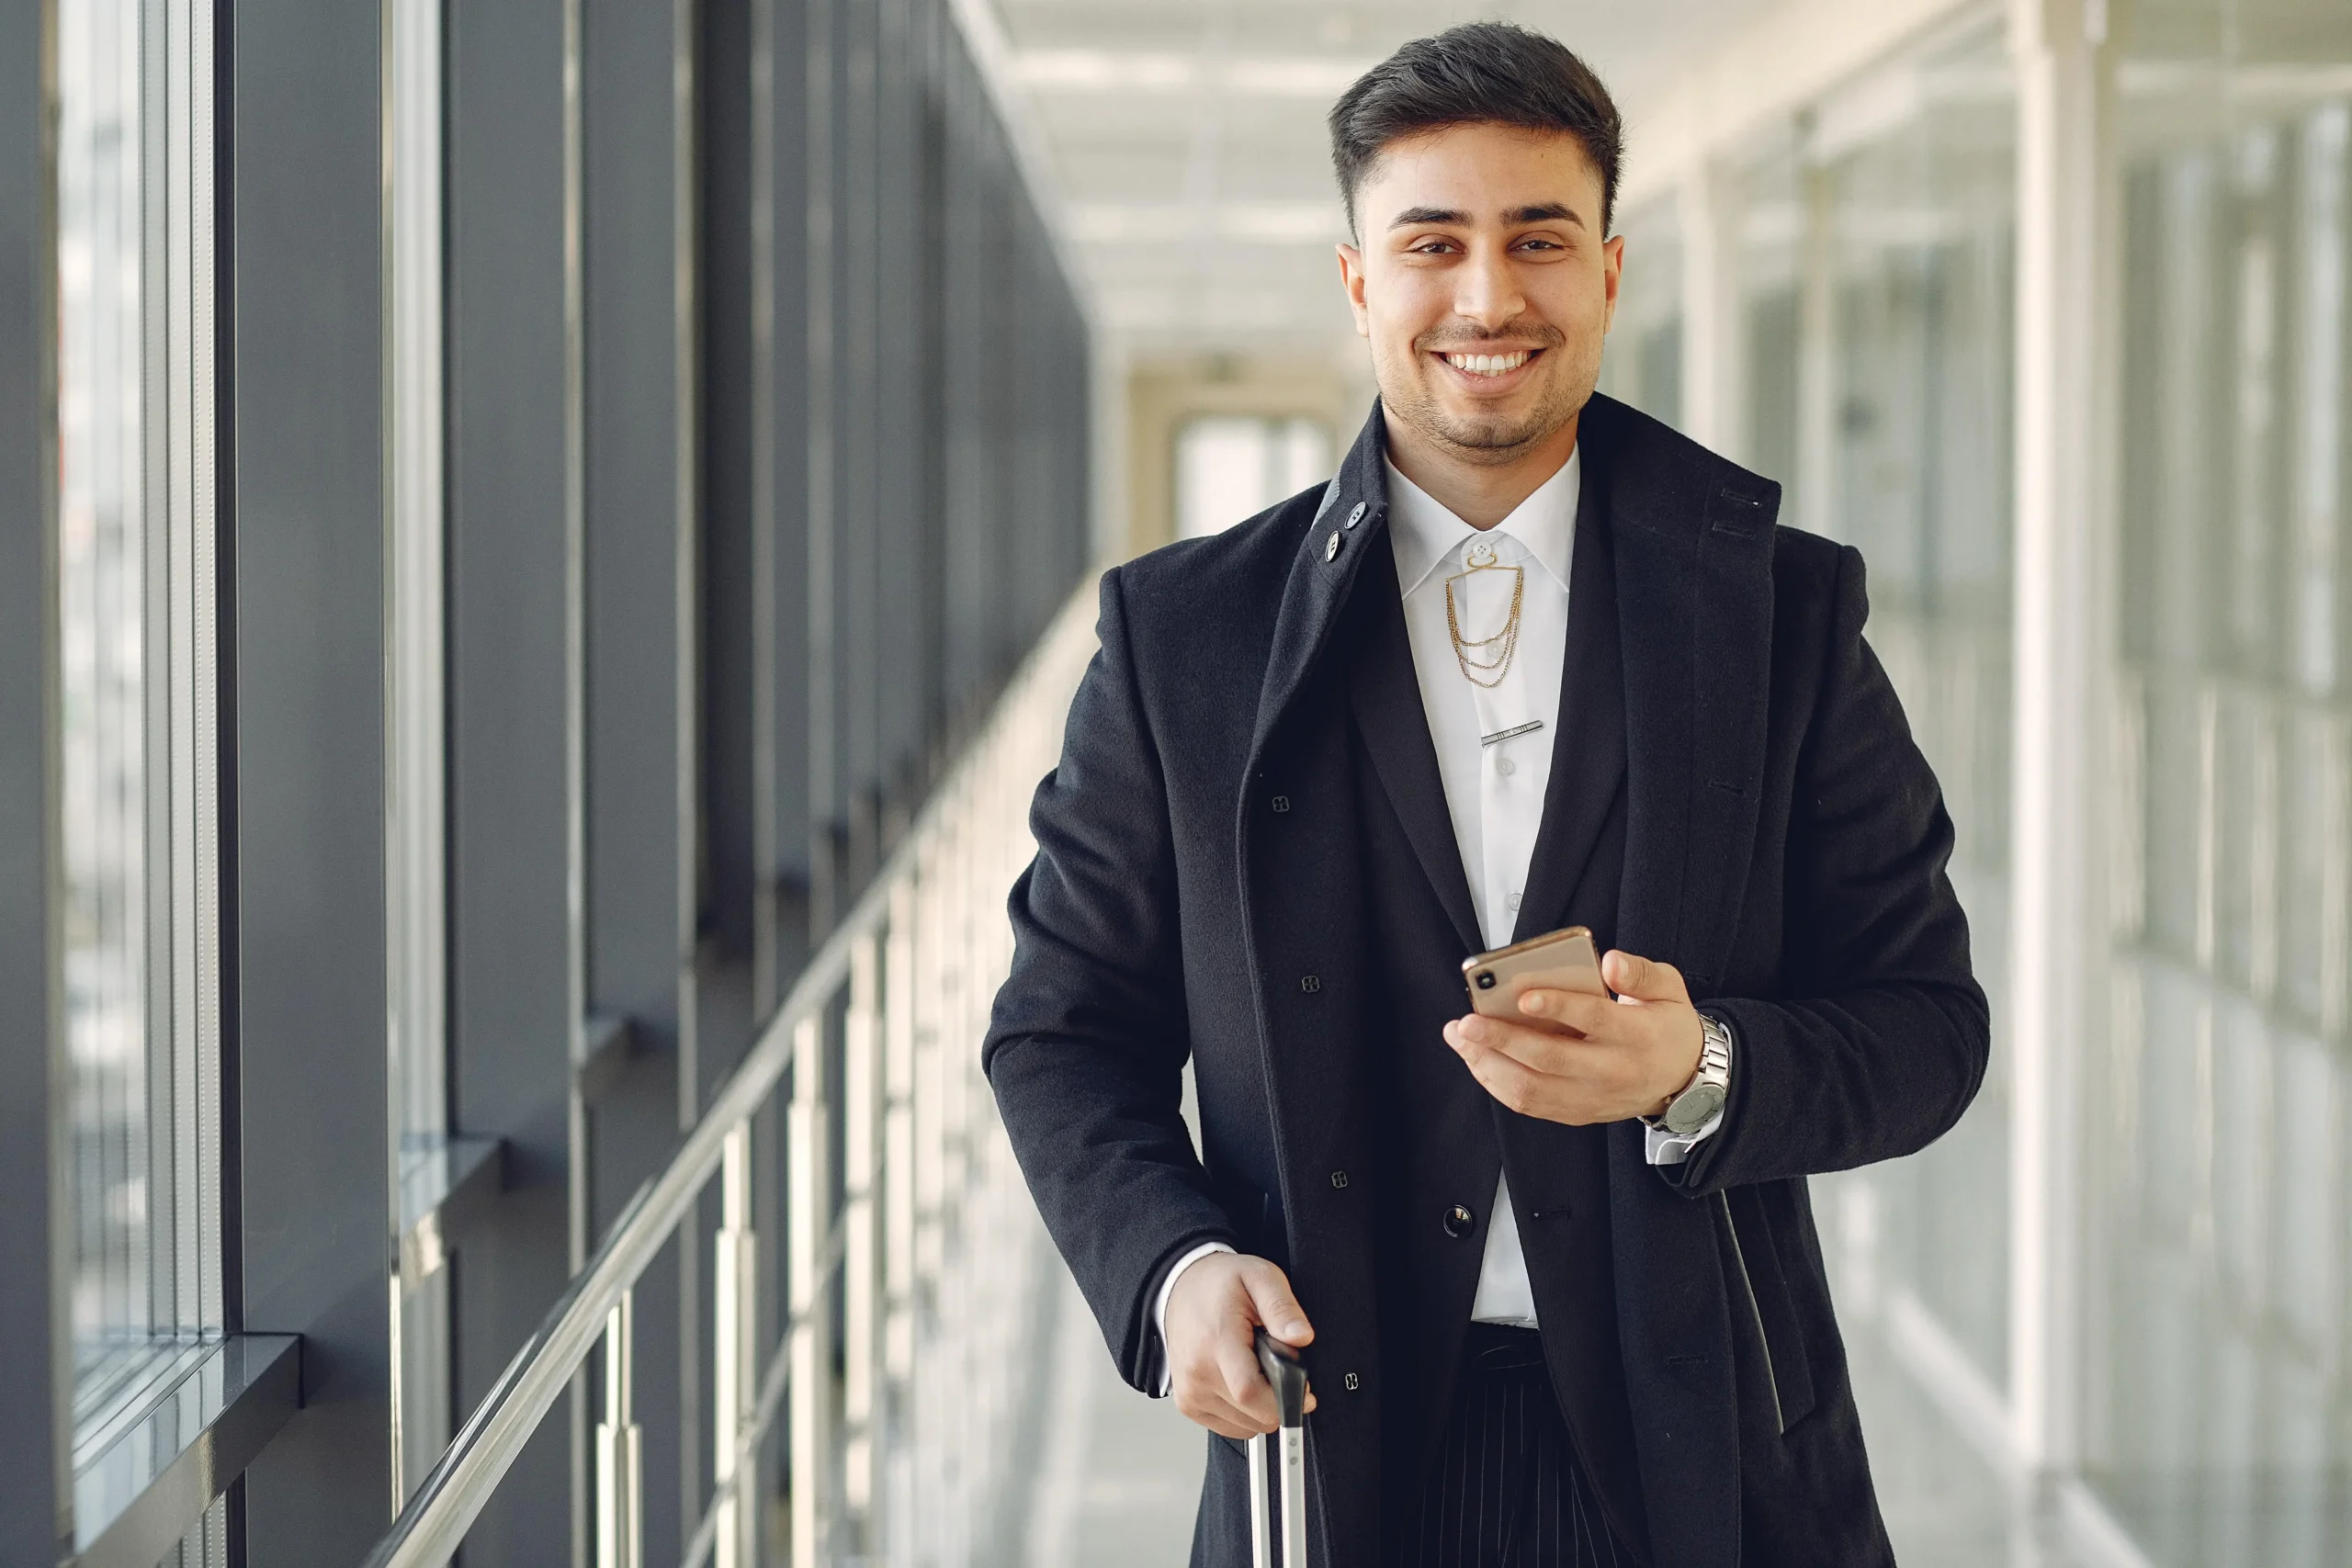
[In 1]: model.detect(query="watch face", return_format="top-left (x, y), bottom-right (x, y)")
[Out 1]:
top-left (1665, 1081), bottom-right (1727, 1135)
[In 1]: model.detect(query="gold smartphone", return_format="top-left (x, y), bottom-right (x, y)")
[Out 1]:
top-left (1462, 925), bottom-right (1609, 1023)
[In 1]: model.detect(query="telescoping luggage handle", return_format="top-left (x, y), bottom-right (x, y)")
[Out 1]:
top-left (1248, 1327), bottom-right (1310, 1568)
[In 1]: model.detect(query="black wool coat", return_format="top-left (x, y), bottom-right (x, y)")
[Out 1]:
top-left (984, 396), bottom-right (1990, 1567)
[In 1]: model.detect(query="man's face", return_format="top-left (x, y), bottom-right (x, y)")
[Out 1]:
top-left (1338, 123), bottom-right (1622, 465)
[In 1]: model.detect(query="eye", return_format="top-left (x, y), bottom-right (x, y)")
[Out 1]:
top-left (1407, 236), bottom-right (1459, 255)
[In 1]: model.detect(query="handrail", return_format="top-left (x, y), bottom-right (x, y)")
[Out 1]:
top-left (364, 885), bottom-right (876, 1568)
top-left (361, 585), bottom-right (1098, 1568)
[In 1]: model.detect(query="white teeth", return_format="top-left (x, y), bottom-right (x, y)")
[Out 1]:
top-left (1445, 351), bottom-right (1530, 377)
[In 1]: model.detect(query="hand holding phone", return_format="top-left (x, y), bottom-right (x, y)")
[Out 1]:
top-left (1461, 925), bottom-right (1610, 1028)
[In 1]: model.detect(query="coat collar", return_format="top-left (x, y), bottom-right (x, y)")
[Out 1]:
top-left (1245, 391), bottom-right (1781, 998)
top-left (1384, 447), bottom-right (1580, 599)
top-left (1242, 401), bottom-right (1395, 780)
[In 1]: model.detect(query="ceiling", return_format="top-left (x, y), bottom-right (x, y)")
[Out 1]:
top-left (979, 0), bottom-right (1787, 361)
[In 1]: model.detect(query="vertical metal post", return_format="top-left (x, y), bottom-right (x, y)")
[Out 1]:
top-left (2007, 0), bottom-right (2113, 1483)
top-left (1247, 1436), bottom-right (1272, 1568)
top-left (880, 878), bottom-right (917, 1553)
top-left (883, 879), bottom-right (917, 1385)
top-left (0, 2), bottom-right (65, 1558)
top-left (1678, 157), bottom-right (1746, 463)
top-left (786, 1014), bottom-right (831, 1568)
top-left (713, 1124), bottom-right (758, 1568)
top-left (843, 932), bottom-right (882, 1519)
top-left (596, 1290), bottom-right (643, 1568)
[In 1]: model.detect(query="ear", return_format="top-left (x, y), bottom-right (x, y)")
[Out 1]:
top-left (1337, 242), bottom-right (1372, 339)
top-left (1600, 232), bottom-right (1625, 337)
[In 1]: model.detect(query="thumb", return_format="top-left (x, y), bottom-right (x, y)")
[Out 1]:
top-left (1240, 1259), bottom-right (1315, 1346)
top-left (1605, 949), bottom-right (1689, 1003)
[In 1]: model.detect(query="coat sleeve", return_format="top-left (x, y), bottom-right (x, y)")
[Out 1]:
top-left (982, 568), bottom-right (1238, 1391)
top-left (1667, 543), bottom-right (1992, 1193)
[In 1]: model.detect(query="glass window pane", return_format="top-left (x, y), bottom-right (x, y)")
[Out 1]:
top-left (1174, 415), bottom-right (1330, 538)
top-left (2096, 2), bottom-right (2352, 1559)
top-left (1743, 16), bottom-right (2018, 1399)
top-left (59, 0), bottom-right (151, 1357)
top-left (1600, 196), bottom-right (1683, 428)
top-left (58, 0), bottom-right (220, 1365)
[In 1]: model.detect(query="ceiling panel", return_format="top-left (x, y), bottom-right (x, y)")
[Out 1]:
top-left (983, 0), bottom-right (1785, 355)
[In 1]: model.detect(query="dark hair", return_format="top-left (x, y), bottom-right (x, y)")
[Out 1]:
top-left (1329, 22), bottom-right (1623, 239)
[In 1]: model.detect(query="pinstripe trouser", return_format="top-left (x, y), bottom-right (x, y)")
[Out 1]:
top-left (1400, 1324), bottom-right (1633, 1568)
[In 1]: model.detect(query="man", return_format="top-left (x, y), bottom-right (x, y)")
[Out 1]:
top-left (985, 22), bottom-right (1987, 1568)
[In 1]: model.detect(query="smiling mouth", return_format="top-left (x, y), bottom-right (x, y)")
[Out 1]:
top-left (1439, 348), bottom-right (1538, 378)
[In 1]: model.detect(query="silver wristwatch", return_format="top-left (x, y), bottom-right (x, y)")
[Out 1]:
top-left (1653, 1011), bottom-right (1734, 1135)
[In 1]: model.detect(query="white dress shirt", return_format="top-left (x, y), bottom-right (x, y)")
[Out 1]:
top-left (1153, 446), bottom-right (1720, 1372)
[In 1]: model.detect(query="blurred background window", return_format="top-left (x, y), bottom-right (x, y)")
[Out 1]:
top-left (2096, 0), bottom-right (2352, 1557)
top-left (1174, 415), bottom-right (1331, 538)
top-left (1598, 197), bottom-right (1685, 428)
top-left (56, 4), bottom-right (231, 1559)
top-left (59, 0), bottom-right (222, 1366)
top-left (1807, 15), bottom-right (2019, 1403)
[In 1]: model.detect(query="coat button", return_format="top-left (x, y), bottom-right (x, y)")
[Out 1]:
top-left (1324, 530), bottom-right (1341, 562)
top-left (1271, 795), bottom-right (1291, 813)
top-left (1443, 1203), bottom-right (1476, 1238)
top-left (1329, 1170), bottom-right (1349, 1190)
top-left (1300, 975), bottom-right (1321, 993)
top-left (1343, 1371), bottom-right (1361, 1391)
top-left (1345, 502), bottom-right (1366, 529)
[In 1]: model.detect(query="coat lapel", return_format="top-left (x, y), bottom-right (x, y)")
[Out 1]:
top-left (1345, 528), bottom-right (1483, 955)
top-left (1585, 394), bottom-right (1781, 1568)
top-left (1510, 445), bottom-right (1627, 944)
top-left (1241, 405), bottom-right (1391, 789)
top-left (1600, 396), bottom-right (1777, 993)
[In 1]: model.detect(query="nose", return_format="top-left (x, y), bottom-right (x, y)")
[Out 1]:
top-left (1453, 238), bottom-right (1526, 333)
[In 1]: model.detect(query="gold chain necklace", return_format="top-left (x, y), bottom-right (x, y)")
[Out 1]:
top-left (1443, 545), bottom-right (1525, 688)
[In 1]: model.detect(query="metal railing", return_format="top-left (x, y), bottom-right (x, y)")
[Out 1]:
top-left (365, 590), bottom-right (1098, 1568)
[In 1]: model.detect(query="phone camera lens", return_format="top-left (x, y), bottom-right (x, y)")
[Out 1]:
top-left (1476, 971), bottom-right (1497, 990)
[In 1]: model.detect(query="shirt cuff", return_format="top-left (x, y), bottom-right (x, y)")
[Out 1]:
top-left (1150, 1241), bottom-right (1237, 1397)
top-left (1645, 1107), bottom-right (1724, 1165)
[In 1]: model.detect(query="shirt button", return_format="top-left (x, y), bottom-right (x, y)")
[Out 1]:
top-left (1497, 757), bottom-right (1516, 777)
top-left (1443, 1203), bottom-right (1476, 1239)
top-left (1508, 891), bottom-right (1522, 912)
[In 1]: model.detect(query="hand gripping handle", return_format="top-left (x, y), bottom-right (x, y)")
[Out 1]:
top-left (1253, 1327), bottom-right (1308, 1429)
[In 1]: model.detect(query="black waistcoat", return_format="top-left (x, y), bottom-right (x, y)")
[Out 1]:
top-left (1337, 476), bottom-right (1650, 1559)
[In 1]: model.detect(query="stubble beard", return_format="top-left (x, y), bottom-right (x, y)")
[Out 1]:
top-left (1378, 329), bottom-right (1602, 468)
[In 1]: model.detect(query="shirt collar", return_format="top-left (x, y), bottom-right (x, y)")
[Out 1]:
top-left (1384, 446), bottom-right (1580, 599)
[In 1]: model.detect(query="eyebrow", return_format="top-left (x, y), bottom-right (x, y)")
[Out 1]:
top-left (1386, 201), bottom-right (1587, 231)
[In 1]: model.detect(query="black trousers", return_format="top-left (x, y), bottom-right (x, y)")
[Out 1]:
top-left (1398, 1325), bottom-right (1633, 1568)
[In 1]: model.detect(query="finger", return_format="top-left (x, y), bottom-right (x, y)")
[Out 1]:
top-left (1173, 1371), bottom-right (1248, 1424)
top-left (1511, 990), bottom-right (1614, 1040)
top-left (1604, 950), bottom-right (1690, 1002)
top-left (1239, 1258), bottom-right (1314, 1346)
top-left (1451, 1035), bottom-right (1560, 1119)
top-left (1177, 1379), bottom-right (1268, 1439)
top-left (1451, 1014), bottom-right (1582, 1074)
top-left (1214, 1329), bottom-right (1279, 1430)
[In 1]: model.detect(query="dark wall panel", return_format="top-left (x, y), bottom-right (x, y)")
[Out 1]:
top-left (446, 0), bottom-right (581, 1557)
top-left (231, 0), bottom-right (396, 1561)
top-left (0, 0), bottom-right (66, 1554)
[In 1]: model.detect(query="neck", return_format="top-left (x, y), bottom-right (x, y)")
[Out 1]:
top-left (1382, 406), bottom-right (1581, 530)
